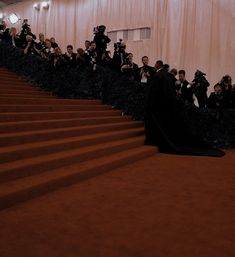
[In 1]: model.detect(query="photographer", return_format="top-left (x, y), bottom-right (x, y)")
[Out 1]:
top-left (63, 45), bottom-right (77, 68)
top-left (40, 39), bottom-right (54, 60)
top-left (101, 50), bottom-right (113, 67)
top-left (112, 39), bottom-right (127, 72)
top-left (137, 56), bottom-right (154, 85)
top-left (4, 27), bottom-right (21, 47)
top-left (84, 40), bottom-right (90, 52)
top-left (121, 53), bottom-right (139, 80)
top-left (220, 75), bottom-right (233, 108)
top-left (36, 33), bottom-right (46, 51)
top-left (207, 83), bottom-right (225, 109)
top-left (50, 37), bottom-right (59, 49)
top-left (49, 47), bottom-right (66, 69)
top-left (85, 41), bottom-right (98, 71)
top-left (191, 70), bottom-right (210, 108)
top-left (23, 34), bottom-right (39, 55)
top-left (76, 48), bottom-right (87, 69)
top-left (93, 25), bottom-right (111, 62)
top-left (0, 21), bottom-right (9, 41)
top-left (19, 19), bottom-right (36, 46)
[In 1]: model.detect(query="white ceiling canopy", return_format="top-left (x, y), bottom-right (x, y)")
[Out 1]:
top-left (0, 0), bottom-right (23, 8)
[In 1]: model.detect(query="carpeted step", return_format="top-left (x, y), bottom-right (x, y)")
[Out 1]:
top-left (0, 70), bottom-right (19, 74)
top-left (0, 110), bottom-right (121, 122)
top-left (0, 80), bottom-right (35, 86)
top-left (0, 84), bottom-right (47, 91)
top-left (0, 69), bottom-right (20, 74)
top-left (0, 136), bottom-right (147, 183)
top-left (0, 68), bottom-right (16, 72)
top-left (0, 127), bottom-right (144, 163)
top-left (0, 86), bottom-right (52, 94)
top-left (0, 85), bottom-right (49, 91)
top-left (0, 94), bottom-right (53, 99)
top-left (0, 97), bottom-right (103, 105)
top-left (0, 89), bottom-right (51, 95)
top-left (1, 78), bottom-right (33, 83)
top-left (0, 104), bottom-right (113, 112)
top-left (0, 116), bottom-right (132, 133)
top-left (0, 73), bottom-right (29, 78)
top-left (0, 121), bottom-right (142, 146)
top-left (0, 145), bottom-right (157, 210)
top-left (0, 82), bottom-right (48, 89)
top-left (0, 74), bottom-right (23, 79)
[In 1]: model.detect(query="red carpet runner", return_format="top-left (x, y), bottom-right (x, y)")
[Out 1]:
top-left (0, 68), bottom-right (157, 210)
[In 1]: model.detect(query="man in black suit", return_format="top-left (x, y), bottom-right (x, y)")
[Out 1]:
top-left (163, 63), bottom-right (177, 87)
top-left (36, 33), bottom-right (46, 51)
top-left (63, 45), bottom-right (77, 68)
top-left (84, 41), bottom-right (98, 71)
top-left (191, 70), bottom-right (210, 108)
top-left (137, 56), bottom-right (155, 85)
top-left (121, 53), bottom-right (139, 80)
top-left (50, 37), bottom-right (58, 49)
top-left (112, 40), bottom-right (127, 72)
top-left (23, 34), bottom-right (39, 55)
top-left (93, 25), bottom-right (111, 63)
top-left (84, 40), bottom-right (90, 53)
top-left (207, 83), bottom-right (225, 109)
top-left (41, 39), bottom-right (54, 60)
top-left (49, 47), bottom-right (66, 69)
top-left (178, 70), bottom-right (194, 104)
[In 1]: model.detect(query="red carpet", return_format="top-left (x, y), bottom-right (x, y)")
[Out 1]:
top-left (0, 152), bottom-right (234, 257)
top-left (0, 68), bottom-right (234, 257)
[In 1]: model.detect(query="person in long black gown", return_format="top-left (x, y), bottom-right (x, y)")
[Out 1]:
top-left (145, 60), bottom-right (225, 157)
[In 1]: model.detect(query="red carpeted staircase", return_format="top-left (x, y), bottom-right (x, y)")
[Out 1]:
top-left (0, 68), bottom-right (157, 210)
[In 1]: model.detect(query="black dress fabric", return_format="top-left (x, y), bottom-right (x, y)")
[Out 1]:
top-left (145, 69), bottom-right (225, 157)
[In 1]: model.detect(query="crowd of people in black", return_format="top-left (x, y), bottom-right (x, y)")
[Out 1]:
top-left (1, 19), bottom-right (235, 109)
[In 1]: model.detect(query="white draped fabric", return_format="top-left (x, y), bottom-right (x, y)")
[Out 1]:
top-left (2, 0), bottom-right (235, 88)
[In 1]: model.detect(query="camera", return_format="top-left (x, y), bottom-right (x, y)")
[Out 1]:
top-left (29, 40), bottom-right (36, 47)
top-left (26, 40), bottom-right (38, 50)
top-left (39, 45), bottom-right (47, 52)
top-left (143, 64), bottom-right (150, 73)
top-left (87, 47), bottom-right (97, 58)
top-left (221, 75), bottom-right (231, 84)
top-left (114, 39), bottom-right (126, 53)
top-left (194, 70), bottom-right (206, 78)
top-left (23, 19), bottom-right (29, 25)
top-left (192, 69), bottom-right (209, 94)
top-left (21, 19), bottom-right (31, 35)
top-left (123, 57), bottom-right (132, 67)
top-left (193, 70), bottom-right (207, 85)
top-left (93, 25), bottom-right (106, 35)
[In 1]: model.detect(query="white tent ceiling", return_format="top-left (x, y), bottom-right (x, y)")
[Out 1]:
top-left (0, 0), bottom-right (23, 8)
